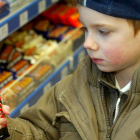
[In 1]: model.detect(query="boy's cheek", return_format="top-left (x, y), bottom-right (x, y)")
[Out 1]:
top-left (104, 48), bottom-right (124, 64)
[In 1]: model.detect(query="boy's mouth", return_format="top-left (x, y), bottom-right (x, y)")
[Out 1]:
top-left (92, 57), bottom-right (103, 64)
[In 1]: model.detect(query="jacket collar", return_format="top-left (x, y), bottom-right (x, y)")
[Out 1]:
top-left (86, 56), bottom-right (115, 88)
top-left (86, 56), bottom-right (140, 93)
top-left (130, 65), bottom-right (140, 93)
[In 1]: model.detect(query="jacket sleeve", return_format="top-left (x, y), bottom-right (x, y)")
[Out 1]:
top-left (6, 81), bottom-right (62, 140)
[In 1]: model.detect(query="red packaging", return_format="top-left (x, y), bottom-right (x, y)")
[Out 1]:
top-left (0, 45), bottom-right (15, 64)
top-left (67, 12), bottom-right (83, 27)
top-left (11, 60), bottom-right (29, 77)
top-left (11, 60), bottom-right (28, 72)
top-left (34, 20), bottom-right (50, 32)
top-left (42, 3), bottom-right (60, 20)
top-left (7, 51), bottom-right (23, 69)
top-left (57, 5), bottom-right (77, 25)
top-left (21, 22), bottom-right (35, 31)
top-left (50, 5), bottom-right (66, 24)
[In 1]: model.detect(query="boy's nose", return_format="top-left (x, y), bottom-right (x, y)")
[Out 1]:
top-left (83, 36), bottom-right (99, 51)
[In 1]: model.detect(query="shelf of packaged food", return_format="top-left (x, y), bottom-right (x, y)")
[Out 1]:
top-left (73, 45), bottom-right (88, 69)
top-left (9, 46), bottom-right (87, 118)
top-left (0, 0), bottom-right (52, 41)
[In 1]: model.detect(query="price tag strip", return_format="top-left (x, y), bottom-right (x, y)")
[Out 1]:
top-left (20, 103), bottom-right (29, 114)
top-left (38, 0), bottom-right (46, 13)
top-left (0, 24), bottom-right (8, 41)
top-left (20, 11), bottom-right (28, 27)
top-left (61, 67), bottom-right (68, 79)
top-left (43, 82), bottom-right (52, 94)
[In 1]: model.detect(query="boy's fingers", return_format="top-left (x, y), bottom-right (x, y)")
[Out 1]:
top-left (0, 117), bottom-right (7, 129)
top-left (2, 105), bottom-right (10, 115)
top-left (0, 105), bottom-right (9, 130)
top-left (0, 118), bottom-right (7, 125)
top-left (0, 123), bottom-right (7, 129)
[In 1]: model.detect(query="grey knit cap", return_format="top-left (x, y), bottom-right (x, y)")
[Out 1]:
top-left (78, 0), bottom-right (140, 20)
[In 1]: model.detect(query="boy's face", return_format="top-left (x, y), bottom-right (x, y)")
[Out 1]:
top-left (78, 5), bottom-right (140, 73)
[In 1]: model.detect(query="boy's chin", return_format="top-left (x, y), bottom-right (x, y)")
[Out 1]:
top-left (97, 65), bottom-right (114, 73)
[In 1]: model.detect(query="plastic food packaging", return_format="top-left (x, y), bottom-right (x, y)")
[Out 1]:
top-left (47, 25), bottom-right (71, 42)
top-left (10, 59), bottom-right (30, 78)
top-left (0, 45), bottom-right (15, 69)
top-left (7, 50), bottom-right (23, 69)
top-left (2, 90), bottom-right (16, 111)
top-left (28, 62), bottom-right (54, 84)
top-left (34, 20), bottom-right (50, 36)
top-left (0, 0), bottom-right (10, 19)
top-left (63, 28), bottom-right (85, 51)
top-left (5, 31), bottom-right (28, 46)
top-left (54, 5), bottom-right (77, 25)
top-left (10, 76), bottom-right (36, 104)
top-left (67, 11), bottom-right (83, 27)
top-left (41, 3), bottom-right (60, 20)
top-left (0, 71), bottom-right (13, 89)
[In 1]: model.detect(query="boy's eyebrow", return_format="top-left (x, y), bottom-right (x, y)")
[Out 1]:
top-left (78, 18), bottom-right (115, 28)
top-left (93, 24), bottom-right (115, 29)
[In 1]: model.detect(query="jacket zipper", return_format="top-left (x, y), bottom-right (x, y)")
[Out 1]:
top-left (101, 85), bottom-right (112, 140)
top-left (100, 80), bottom-right (132, 140)
top-left (100, 80), bottom-right (119, 139)
top-left (110, 89), bottom-right (120, 126)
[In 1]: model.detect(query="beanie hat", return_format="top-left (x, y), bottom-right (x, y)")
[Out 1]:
top-left (78, 0), bottom-right (140, 20)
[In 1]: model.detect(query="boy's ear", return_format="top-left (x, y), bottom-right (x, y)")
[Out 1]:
top-left (135, 31), bottom-right (140, 38)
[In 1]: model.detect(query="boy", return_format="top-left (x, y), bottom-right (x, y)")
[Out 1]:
top-left (1, 0), bottom-right (140, 139)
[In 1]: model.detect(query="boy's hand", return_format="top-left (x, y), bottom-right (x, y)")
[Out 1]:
top-left (0, 105), bottom-right (10, 129)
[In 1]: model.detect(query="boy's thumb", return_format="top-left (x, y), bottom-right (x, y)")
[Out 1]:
top-left (2, 105), bottom-right (10, 115)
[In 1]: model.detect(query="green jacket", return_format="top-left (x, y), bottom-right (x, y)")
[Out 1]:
top-left (7, 56), bottom-right (140, 140)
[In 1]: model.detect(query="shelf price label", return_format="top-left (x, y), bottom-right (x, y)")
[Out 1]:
top-left (61, 66), bottom-right (68, 79)
top-left (44, 82), bottom-right (52, 94)
top-left (51, 0), bottom-right (58, 3)
top-left (0, 24), bottom-right (8, 41)
top-left (78, 51), bottom-right (85, 63)
top-left (38, 0), bottom-right (46, 13)
top-left (20, 103), bottom-right (29, 114)
top-left (20, 11), bottom-right (28, 27)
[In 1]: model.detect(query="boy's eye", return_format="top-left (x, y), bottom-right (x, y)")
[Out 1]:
top-left (98, 30), bottom-right (110, 35)
top-left (80, 26), bottom-right (88, 32)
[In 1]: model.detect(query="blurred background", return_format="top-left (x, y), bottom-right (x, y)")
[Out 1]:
top-left (0, 0), bottom-right (87, 118)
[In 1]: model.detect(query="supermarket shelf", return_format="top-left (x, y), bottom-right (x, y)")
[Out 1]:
top-left (9, 46), bottom-right (87, 118)
top-left (73, 46), bottom-right (88, 69)
top-left (0, 0), bottom-right (52, 41)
